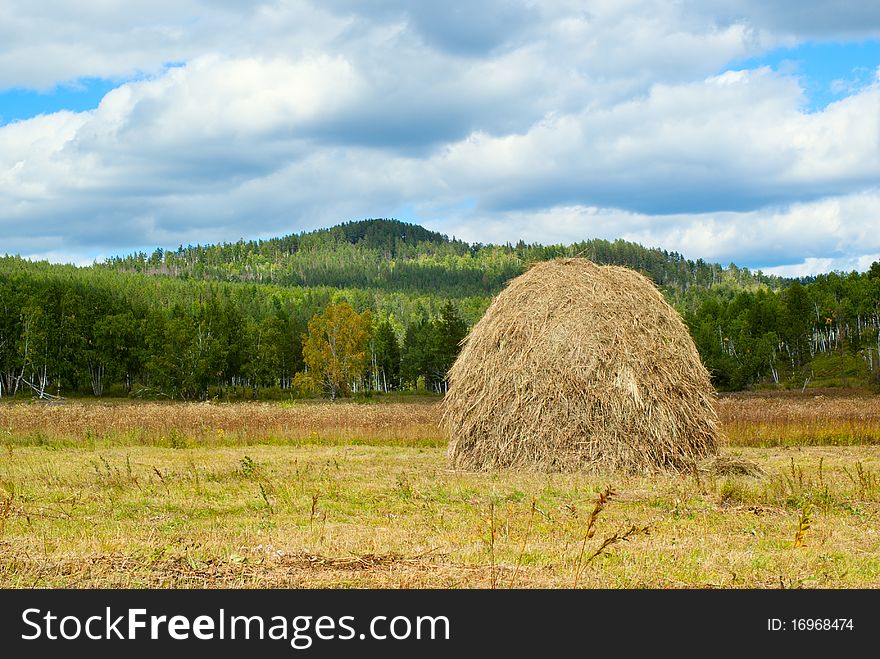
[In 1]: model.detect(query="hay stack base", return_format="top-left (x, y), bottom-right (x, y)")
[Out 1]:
top-left (442, 258), bottom-right (719, 473)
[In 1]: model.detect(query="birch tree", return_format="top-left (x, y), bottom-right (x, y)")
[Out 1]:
top-left (302, 303), bottom-right (372, 399)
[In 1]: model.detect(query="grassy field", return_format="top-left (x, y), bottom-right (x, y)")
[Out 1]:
top-left (1, 390), bottom-right (879, 588)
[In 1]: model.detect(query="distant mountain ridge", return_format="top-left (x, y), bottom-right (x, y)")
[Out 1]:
top-left (102, 218), bottom-right (788, 298)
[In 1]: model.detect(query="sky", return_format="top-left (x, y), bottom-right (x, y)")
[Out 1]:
top-left (0, 1), bottom-right (879, 276)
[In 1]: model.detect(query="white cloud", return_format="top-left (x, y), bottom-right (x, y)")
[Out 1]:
top-left (1, 1), bottom-right (879, 274)
top-left (440, 190), bottom-right (880, 273)
top-left (763, 254), bottom-right (880, 277)
top-left (624, 192), bottom-right (880, 267)
top-left (431, 68), bottom-right (879, 213)
top-left (88, 54), bottom-right (363, 147)
top-left (0, 1), bottom-right (349, 89)
top-left (685, 1), bottom-right (880, 40)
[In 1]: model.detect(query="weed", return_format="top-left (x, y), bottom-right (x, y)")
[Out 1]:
top-left (854, 462), bottom-right (877, 499)
top-left (793, 505), bottom-right (813, 548)
top-left (718, 478), bottom-right (751, 505)
top-left (395, 473), bottom-right (414, 501)
top-left (259, 483), bottom-right (274, 514)
top-left (186, 456), bottom-right (201, 493)
top-left (487, 500), bottom-right (496, 589)
top-left (239, 455), bottom-right (259, 478)
top-left (166, 430), bottom-right (187, 449)
top-left (0, 492), bottom-right (14, 535)
top-left (2, 397), bottom-right (880, 588)
top-left (573, 485), bottom-right (614, 587)
top-left (509, 499), bottom-right (537, 589)
top-left (584, 524), bottom-right (651, 567)
top-left (310, 493), bottom-right (320, 528)
top-left (152, 466), bottom-right (170, 496)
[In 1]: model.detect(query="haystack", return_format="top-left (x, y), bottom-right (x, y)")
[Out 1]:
top-left (442, 258), bottom-right (719, 473)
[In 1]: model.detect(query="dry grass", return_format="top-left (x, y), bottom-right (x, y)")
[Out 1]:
top-left (719, 389), bottom-right (880, 446)
top-left (0, 398), bottom-right (441, 448)
top-left (2, 389), bottom-right (879, 451)
top-left (444, 259), bottom-right (718, 473)
top-left (0, 443), bottom-right (877, 588)
top-left (0, 410), bottom-right (880, 588)
top-left (1, 395), bottom-right (880, 588)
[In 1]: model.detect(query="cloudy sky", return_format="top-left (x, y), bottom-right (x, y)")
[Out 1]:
top-left (1, 1), bottom-right (879, 275)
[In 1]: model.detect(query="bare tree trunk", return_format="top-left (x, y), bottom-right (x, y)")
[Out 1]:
top-left (13, 327), bottom-right (30, 396)
top-left (88, 361), bottom-right (105, 396)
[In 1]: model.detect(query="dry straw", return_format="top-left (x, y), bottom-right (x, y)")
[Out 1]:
top-left (442, 258), bottom-right (719, 473)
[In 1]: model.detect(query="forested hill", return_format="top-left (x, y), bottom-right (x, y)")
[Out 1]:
top-left (2, 218), bottom-right (879, 398)
top-left (101, 218), bottom-right (786, 298)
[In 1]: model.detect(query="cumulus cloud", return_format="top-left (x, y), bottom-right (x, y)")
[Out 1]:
top-left (0, 0), bottom-right (351, 89)
top-left (687, 1), bottom-right (880, 40)
top-left (442, 190), bottom-right (880, 271)
top-left (323, 0), bottom-right (539, 56)
top-left (1, 1), bottom-right (880, 273)
top-left (431, 68), bottom-right (880, 214)
top-left (763, 254), bottom-right (880, 278)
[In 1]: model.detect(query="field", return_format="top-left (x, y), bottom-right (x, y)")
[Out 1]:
top-left (1, 390), bottom-right (879, 588)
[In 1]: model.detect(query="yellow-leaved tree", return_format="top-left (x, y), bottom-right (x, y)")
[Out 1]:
top-left (302, 302), bottom-right (372, 399)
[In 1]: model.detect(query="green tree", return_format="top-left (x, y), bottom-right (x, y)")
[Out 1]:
top-left (242, 316), bottom-right (282, 398)
top-left (145, 306), bottom-right (217, 400)
top-left (372, 318), bottom-right (401, 391)
top-left (16, 303), bottom-right (50, 397)
top-left (429, 301), bottom-right (467, 392)
top-left (0, 279), bottom-right (22, 397)
top-left (780, 281), bottom-right (813, 368)
top-left (401, 317), bottom-right (432, 390)
top-left (93, 312), bottom-right (144, 393)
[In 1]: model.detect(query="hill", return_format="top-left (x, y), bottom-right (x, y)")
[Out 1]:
top-left (1, 218), bottom-right (879, 398)
top-left (101, 218), bottom-right (786, 298)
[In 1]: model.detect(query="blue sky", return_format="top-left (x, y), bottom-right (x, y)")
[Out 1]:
top-left (0, 78), bottom-right (119, 125)
top-left (732, 39), bottom-right (880, 111)
top-left (1, 1), bottom-right (879, 275)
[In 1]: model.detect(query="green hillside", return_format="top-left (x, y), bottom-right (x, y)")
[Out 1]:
top-left (102, 218), bottom-right (785, 297)
top-left (1, 218), bottom-right (879, 399)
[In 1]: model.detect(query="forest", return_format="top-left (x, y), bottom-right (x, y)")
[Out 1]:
top-left (1, 218), bottom-right (879, 399)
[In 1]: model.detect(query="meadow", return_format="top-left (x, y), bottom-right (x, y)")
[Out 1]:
top-left (1, 389), bottom-right (879, 588)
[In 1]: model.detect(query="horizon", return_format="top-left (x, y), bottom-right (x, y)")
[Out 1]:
top-left (1, 3), bottom-right (879, 276)
top-left (4, 216), bottom-right (869, 282)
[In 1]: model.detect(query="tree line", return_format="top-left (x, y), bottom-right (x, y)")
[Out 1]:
top-left (0, 257), bottom-right (468, 400)
top-left (103, 218), bottom-right (785, 298)
top-left (2, 219), bottom-right (880, 397)
top-left (682, 265), bottom-right (880, 389)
